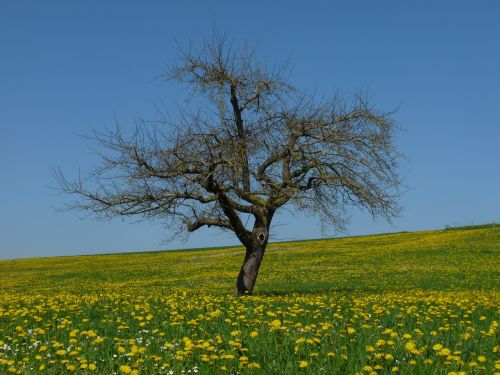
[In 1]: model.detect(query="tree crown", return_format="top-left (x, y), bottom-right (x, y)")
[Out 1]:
top-left (56, 35), bottom-right (402, 246)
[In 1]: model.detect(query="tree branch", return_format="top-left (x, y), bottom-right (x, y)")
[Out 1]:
top-left (187, 217), bottom-right (233, 232)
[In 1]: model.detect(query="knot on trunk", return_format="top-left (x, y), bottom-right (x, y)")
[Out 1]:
top-left (254, 229), bottom-right (267, 244)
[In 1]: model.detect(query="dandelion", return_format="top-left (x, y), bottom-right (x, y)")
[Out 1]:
top-left (439, 348), bottom-right (451, 356)
top-left (298, 360), bottom-right (308, 368)
top-left (269, 319), bottom-right (282, 330)
top-left (405, 341), bottom-right (417, 352)
top-left (433, 344), bottom-right (443, 351)
top-left (119, 365), bottom-right (132, 374)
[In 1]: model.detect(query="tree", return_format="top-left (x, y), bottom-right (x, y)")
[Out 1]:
top-left (56, 35), bottom-right (402, 296)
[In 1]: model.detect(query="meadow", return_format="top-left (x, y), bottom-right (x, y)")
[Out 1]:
top-left (0, 226), bottom-right (498, 374)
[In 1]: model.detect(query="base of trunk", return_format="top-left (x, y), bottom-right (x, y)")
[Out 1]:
top-left (236, 241), bottom-right (266, 296)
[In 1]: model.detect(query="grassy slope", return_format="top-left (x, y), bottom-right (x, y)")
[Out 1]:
top-left (1, 226), bottom-right (498, 294)
top-left (0, 226), bottom-right (498, 374)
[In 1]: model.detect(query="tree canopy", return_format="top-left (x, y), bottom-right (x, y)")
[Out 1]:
top-left (56, 35), bottom-right (402, 295)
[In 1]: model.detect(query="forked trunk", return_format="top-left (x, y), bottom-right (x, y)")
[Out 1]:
top-left (236, 227), bottom-right (268, 296)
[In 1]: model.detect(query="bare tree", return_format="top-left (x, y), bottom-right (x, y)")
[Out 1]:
top-left (56, 35), bottom-right (402, 296)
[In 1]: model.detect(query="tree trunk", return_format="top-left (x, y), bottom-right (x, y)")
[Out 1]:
top-left (236, 226), bottom-right (269, 296)
top-left (236, 241), bottom-right (266, 296)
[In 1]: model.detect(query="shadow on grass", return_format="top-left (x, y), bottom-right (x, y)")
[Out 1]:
top-left (255, 285), bottom-right (384, 297)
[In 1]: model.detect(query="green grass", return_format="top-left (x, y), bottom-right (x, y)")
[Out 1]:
top-left (444, 223), bottom-right (498, 231)
top-left (0, 226), bottom-right (499, 374)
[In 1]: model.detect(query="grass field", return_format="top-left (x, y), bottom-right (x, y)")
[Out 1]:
top-left (0, 226), bottom-right (499, 374)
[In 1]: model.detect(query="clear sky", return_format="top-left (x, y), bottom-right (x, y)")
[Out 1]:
top-left (1, 1), bottom-right (499, 260)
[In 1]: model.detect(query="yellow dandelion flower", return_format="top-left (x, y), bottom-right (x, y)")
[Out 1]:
top-left (439, 348), bottom-right (451, 356)
top-left (405, 341), bottom-right (416, 351)
top-left (433, 343), bottom-right (443, 351)
top-left (119, 365), bottom-right (132, 374)
top-left (270, 319), bottom-right (282, 330)
top-left (298, 360), bottom-right (308, 368)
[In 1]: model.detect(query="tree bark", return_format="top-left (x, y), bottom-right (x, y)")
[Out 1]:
top-left (236, 225), bottom-right (269, 296)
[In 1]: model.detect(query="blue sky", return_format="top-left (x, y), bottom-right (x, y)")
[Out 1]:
top-left (1, 1), bottom-right (499, 260)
